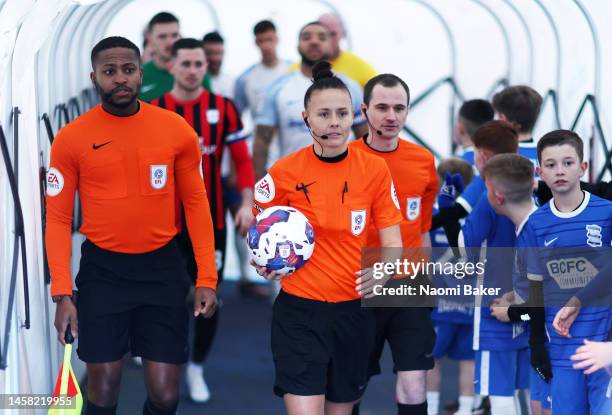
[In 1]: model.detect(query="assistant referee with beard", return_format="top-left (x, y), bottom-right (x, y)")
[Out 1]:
top-left (47, 36), bottom-right (218, 415)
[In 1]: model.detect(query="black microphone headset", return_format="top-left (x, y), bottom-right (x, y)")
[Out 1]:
top-left (362, 108), bottom-right (383, 136)
top-left (303, 117), bottom-right (328, 139)
top-left (303, 116), bottom-right (327, 157)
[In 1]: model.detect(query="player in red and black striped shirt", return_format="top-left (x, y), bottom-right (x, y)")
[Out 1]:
top-left (151, 38), bottom-right (255, 403)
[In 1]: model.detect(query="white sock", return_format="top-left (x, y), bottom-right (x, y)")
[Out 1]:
top-left (457, 395), bottom-right (474, 415)
top-left (489, 395), bottom-right (519, 415)
top-left (188, 361), bottom-right (203, 372)
top-left (473, 394), bottom-right (484, 409)
top-left (426, 391), bottom-right (439, 415)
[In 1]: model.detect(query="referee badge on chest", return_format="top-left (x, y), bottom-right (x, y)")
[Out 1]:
top-left (206, 109), bottom-right (219, 124)
top-left (150, 165), bottom-right (168, 189)
top-left (351, 210), bottom-right (367, 236)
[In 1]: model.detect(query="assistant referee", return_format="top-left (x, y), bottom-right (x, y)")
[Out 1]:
top-left (46, 36), bottom-right (218, 415)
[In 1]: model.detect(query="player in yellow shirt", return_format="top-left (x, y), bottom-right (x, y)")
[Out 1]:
top-left (289, 14), bottom-right (376, 88)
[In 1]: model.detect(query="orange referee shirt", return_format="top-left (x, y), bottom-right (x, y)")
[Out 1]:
top-left (350, 137), bottom-right (438, 248)
top-left (253, 146), bottom-right (403, 302)
top-left (46, 102), bottom-right (218, 296)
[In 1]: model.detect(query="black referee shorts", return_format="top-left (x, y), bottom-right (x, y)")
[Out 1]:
top-left (368, 306), bottom-right (436, 376)
top-left (75, 239), bottom-right (191, 364)
top-left (271, 291), bottom-right (376, 403)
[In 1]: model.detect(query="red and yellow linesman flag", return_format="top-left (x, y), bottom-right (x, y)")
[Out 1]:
top-left (48, 325), bottom-right (83, 414)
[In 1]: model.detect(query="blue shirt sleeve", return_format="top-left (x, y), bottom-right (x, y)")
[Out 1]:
top-left (461, 193), bottom-right (495, 248)
top-left (523, 221), bottom-right (544, 282)
top-left (456, 175), bottom-right (485, 213)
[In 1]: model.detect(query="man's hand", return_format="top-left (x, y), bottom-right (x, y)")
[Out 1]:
top-left (571, 339), bottom-right (612, 375)
top-left (490, 297), bottom-right (511, 322)
top-left (234, 203), bottom-right (254, 237)
top-left (553, 296), bottom-right (581, 338)
top-left (194, 287), bottom-right (218, 318)
top-left (437, 172), bottom-right (465, 209)
top-left (531, 342), bottom-right (553, 382)
top-left (54, 296), bottom-right (78, 345)
top-left (250, 260), bottom-right (283, 281)
top-left (356, 268), bottom-right (386, 299)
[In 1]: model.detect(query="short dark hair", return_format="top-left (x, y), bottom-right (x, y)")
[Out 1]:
top-left (304, 61), bottom-right (350, 108)
top-left (483, 154), bottom-right (535, 204)
top-left (472, 120), bottom-right (519, 155)
top-left (203, 31), bottom-right (224, 44)
top-left (363, 74), bottom-right (410, 106)
top-left (254, 20), bottom-right (276, 35)
top-left (147, 12), bottom-right (179, 32)
top-left (537, 129), bottom-right (584, 163)
top-left (492, 86), bottom-right (542, 134)
top-left (459, 99), bottom-right (494, 137)
top-left (299, 21), bottom-right (328, 38)
top-left (91, 36), bottom-right (140, 68)
top-left (171, 38), bottom-right (203, 57)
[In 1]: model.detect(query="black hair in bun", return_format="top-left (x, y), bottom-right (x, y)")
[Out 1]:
top-left (312, 61), bottom-right (334, 81)
top-left (304, 60), bottom-right (351, 108)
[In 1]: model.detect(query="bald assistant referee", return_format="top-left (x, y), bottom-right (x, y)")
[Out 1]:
top-left (46, 36), bottom-right (218, 415)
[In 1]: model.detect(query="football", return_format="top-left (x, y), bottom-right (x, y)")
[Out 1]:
top-left (246, 206), bottom-right (315, 276)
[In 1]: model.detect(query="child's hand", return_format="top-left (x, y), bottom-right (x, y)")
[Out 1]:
top-left (571, 339), bottom-right (612, 375)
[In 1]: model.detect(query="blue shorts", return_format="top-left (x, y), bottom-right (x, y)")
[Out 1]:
top-left (432, 322), bottom-right (474, 360)
top-left (475, 348), bottom-right (530, 396)
top-left (551, 367), bottom-right (612, 415)
top-left (530, 368), bottom-right (551, 410)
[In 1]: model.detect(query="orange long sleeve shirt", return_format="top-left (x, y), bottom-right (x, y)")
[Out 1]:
top-left (46, 102), bottom-right (218, 296)
top-left (253, 146), bottom-right (403, 302)
top-left (350, 137), bottom-right (438, 247)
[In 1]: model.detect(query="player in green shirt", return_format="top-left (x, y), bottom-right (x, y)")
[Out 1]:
top-left (140, 12), bottom-right (210, 102)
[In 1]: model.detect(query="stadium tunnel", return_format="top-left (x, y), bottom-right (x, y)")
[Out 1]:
top-left (1, 0), bottom-right (611, 409)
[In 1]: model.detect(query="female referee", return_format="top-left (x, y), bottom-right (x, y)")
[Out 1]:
top-left (251, 61), bottom-right (403, 415)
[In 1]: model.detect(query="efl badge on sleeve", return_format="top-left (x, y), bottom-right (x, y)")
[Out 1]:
top-left (406, 196), bottom-right (421, 221)
top-left (150, 165), bottom-right (168, 190)
top-left (351, 210), bottom-right (367, 236)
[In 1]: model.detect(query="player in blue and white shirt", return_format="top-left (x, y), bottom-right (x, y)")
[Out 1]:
top-left (234, 21), bottom-right (292, 120)
top-left (483, 154), bottom-right (553, 415)
top-left (523, 130), bottom-right (612, 415)
top-left (252, 22), bottom-right (366, 180)
top-left (457, 122), bottom-right (531, 415)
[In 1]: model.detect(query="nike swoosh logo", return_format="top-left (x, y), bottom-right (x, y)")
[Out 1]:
top-left (92, 141), bottom-right (112, 150)
top-left (544, 237), bottom-right (558, 247)
top-left (295, 181), bottom-right (316, 191)
top-left (140, 84), bottom-right (155, 93)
